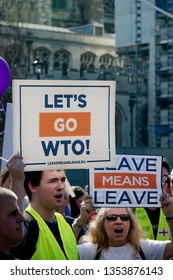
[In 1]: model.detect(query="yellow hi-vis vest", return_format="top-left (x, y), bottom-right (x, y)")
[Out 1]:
top-left (135, 208), bottom-right (170, 240)
top-left (25, 205), bottom-right (78, 260)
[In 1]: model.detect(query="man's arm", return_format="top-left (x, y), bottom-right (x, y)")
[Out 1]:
top-left (72, 195), bottom-right (93, 240)
top-left (6, 154), bottom-right (26, 212)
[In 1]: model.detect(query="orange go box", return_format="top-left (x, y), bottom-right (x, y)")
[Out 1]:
top-left (39, 112), bottom-right (91, 137)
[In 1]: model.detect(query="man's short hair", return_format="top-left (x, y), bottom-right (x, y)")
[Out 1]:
top-left (162, 158), bottom-right (170, 173)
top-left (24, 171), bottom-right (43, 201)
top-left (0, 188), bottom-right (17, 212)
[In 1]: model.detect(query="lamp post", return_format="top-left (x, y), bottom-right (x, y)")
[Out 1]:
top-left (129, 94), bottom-right (136, 146)
top-left (33, 58), bottom-right (43, 79)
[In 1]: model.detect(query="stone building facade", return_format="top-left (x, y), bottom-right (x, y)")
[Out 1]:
top-left (0, 0), bottom-right (114, 33)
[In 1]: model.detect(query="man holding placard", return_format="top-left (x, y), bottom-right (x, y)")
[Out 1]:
top-left (6, 154), bottom-right (92, 260)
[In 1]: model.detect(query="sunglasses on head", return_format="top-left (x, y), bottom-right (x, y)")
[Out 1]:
top-left (162, 175), bottom-right (170, 184)
top-left (105, 214), bottom-right (130, 222)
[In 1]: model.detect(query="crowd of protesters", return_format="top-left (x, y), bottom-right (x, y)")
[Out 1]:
top-left (0, 154), bottom-right (173, 260)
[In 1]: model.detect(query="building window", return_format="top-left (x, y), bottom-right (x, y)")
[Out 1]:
top-left (52, 0), bottom-right (66, 10)
top-left (80, 52), bottom-right (96, 77)
top-left (54, 49), bottom-right (70, 76)
top-left (104, 0), bottom-right (115, 15)
top-left (99, 53), bottom-right (114, 79)
top-left (103, 0), bottom-right (115, 33)
top-left (99, 53), bottom-right (114, 68)
top-left (95, 26), bottom-right (103, 36)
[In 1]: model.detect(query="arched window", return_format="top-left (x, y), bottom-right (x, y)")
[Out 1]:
top-left (80, 52), bottom-right (96, 77)
top-left (54, 49), bottom-right (70, 76)
top-left (99, 53), bottom-right (114, 68)
top-left (5, 43), bottom-right (27, 78)
top-left (99, 53), bottom-right (114, 79)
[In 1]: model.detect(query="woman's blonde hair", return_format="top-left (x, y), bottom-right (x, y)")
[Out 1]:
top-left (0, 167), bottom-right (10, 187)
top-left (81, 207), bottom-right (145, 254)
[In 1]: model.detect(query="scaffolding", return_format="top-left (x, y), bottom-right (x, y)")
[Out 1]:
top-left (155, 0), bottom-right (173, 147)
top-left (135, 0), bottom-right (143, 146)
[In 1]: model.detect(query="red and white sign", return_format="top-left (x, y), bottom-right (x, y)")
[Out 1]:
top-left (89, 154), bottom-right (163, 207)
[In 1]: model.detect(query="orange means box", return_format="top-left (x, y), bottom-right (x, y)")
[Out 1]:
top-left (94, 172), bottom-right (157, 189)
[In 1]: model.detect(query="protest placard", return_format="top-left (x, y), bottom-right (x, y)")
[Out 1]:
top-left (0, 103), bottom-right (13, 171)
top-left (12, 80), bottom-right (115, 170)
top-left (89, 154), bottom-right (163, 208)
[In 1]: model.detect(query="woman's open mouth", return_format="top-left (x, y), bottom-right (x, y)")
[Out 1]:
top-left (114, 227), bottom-right (123, 233)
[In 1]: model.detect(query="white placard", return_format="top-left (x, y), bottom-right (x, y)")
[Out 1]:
top-left (89, 154), bottom-right (163, 208)
top-left (13, 80), bottom-right (116, 170)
